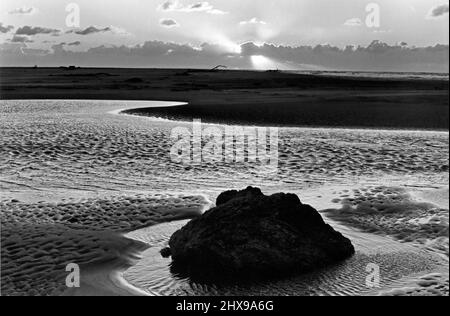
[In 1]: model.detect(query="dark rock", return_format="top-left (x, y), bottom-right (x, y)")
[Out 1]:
top-left (216, 187), bottom-right (263, 206)
top-left (166, 187), bottom-right (355, 281)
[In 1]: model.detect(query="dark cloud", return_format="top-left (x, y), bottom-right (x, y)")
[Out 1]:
top-left (16, 26), bottom-right (60, 36)
top-left (0, 40), bottom-right (448, 73)
top-left (68, 41), bottom-right (81, 46)
top-left (68, 26), bottom-right (112, 35)
top-left (160, 18), bottom-right (179, 28)
top-left (10, 35), bottom-right (33, 43)
top-left (51, 41), bottom-right (81, 51)
top-left (188, 2), bottom-right (212, 11)
top-left (0, 23), bottom-right (14, 33)
top-left (67, 26), bottom-right (128, 36)
top-left (159, 1), bottom-right (178, 11)
top-left (239, 41), bottom-right (449, 72)
top-left (428, 3), bottom-right (449, 18)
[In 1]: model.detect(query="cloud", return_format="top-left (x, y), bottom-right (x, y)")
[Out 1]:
top-left (10, 35), bottom-right (33, 43)
top-left (16, 26), bottom-right (61, 36)
top-left (186, 2), bottom-right (213, 11)
top-left (0, 40), bottom-right (448, 73)
top-left (107, 26), bottom-right (131, 36)
top-left (344, 18), bottom-right (362, 27)
top-left (54, 41), bottom-right (81, 48)
top-left (240, 18), bottom-right (267, 26)
top-left (240, 41), bottom-right (449, 72)
top-left (51, 43), bottom-right (68, 54)
top-left (160, 18), bottom-right (179, 28)
top-left (8, 7), bottom-right (37, 15)
top-left (0, 42), bottom-right (27, 54)
top-left (158, 1), bottom-right (180, 11)
top-left (183, 2), bottom-right (227, 14)
top-left (158, 1), bottom-right (227, 14)
top-left (0, 42), bottom-right (47, 56)
top-left (0, 23), bottom-right (14, 34)
top-left (67, 26), bottom-right (130, 36)
top-left (427, 3), bottom-right (449, 18)
top-left (69, 26), bottom-right (111, 35)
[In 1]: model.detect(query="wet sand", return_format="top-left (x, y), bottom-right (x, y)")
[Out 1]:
top-left (61, 238), bottom-right (151, 296)
top-left (1, 67), bottom-right (448, 130)
top-left (1, 192), bottom-right (208, 296)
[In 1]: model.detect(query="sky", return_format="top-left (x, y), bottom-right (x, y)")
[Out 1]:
top-left (0, 0), bottom-right (449, 71)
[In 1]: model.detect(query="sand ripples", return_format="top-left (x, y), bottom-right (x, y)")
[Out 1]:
top-left (0, 100), bottom-right (448, 296)
top-left (0, 194), bottom-right (209, 296)
top-left (1, 100), bottom-right (448, 199)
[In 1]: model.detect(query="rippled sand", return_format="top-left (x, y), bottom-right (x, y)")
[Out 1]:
top-left (1, 194), bottom-right (209, 296)
top-left (0, 100), bottom-right (448, 296)
top-left (1, 100), bottom-right (448, 199)
top-left (325, 186), bottom-right (449, 257)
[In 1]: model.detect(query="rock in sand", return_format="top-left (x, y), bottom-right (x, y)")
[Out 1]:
top-left (165, 187), bottom-right (355, 281)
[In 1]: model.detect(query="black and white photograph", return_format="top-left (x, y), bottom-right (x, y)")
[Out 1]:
top-left (0, 0), bottom-right (449, 300)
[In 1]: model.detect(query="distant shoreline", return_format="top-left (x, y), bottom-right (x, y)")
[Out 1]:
top-left (0, 66), bottom-right (448, 75)
top-left (1, 67), bottom-right (448, 130)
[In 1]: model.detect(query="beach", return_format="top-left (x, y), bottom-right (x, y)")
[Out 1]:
top-left (0, 69), bottom-right (449, 296)
top-left (1, 68), bottom-right (448, 130)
